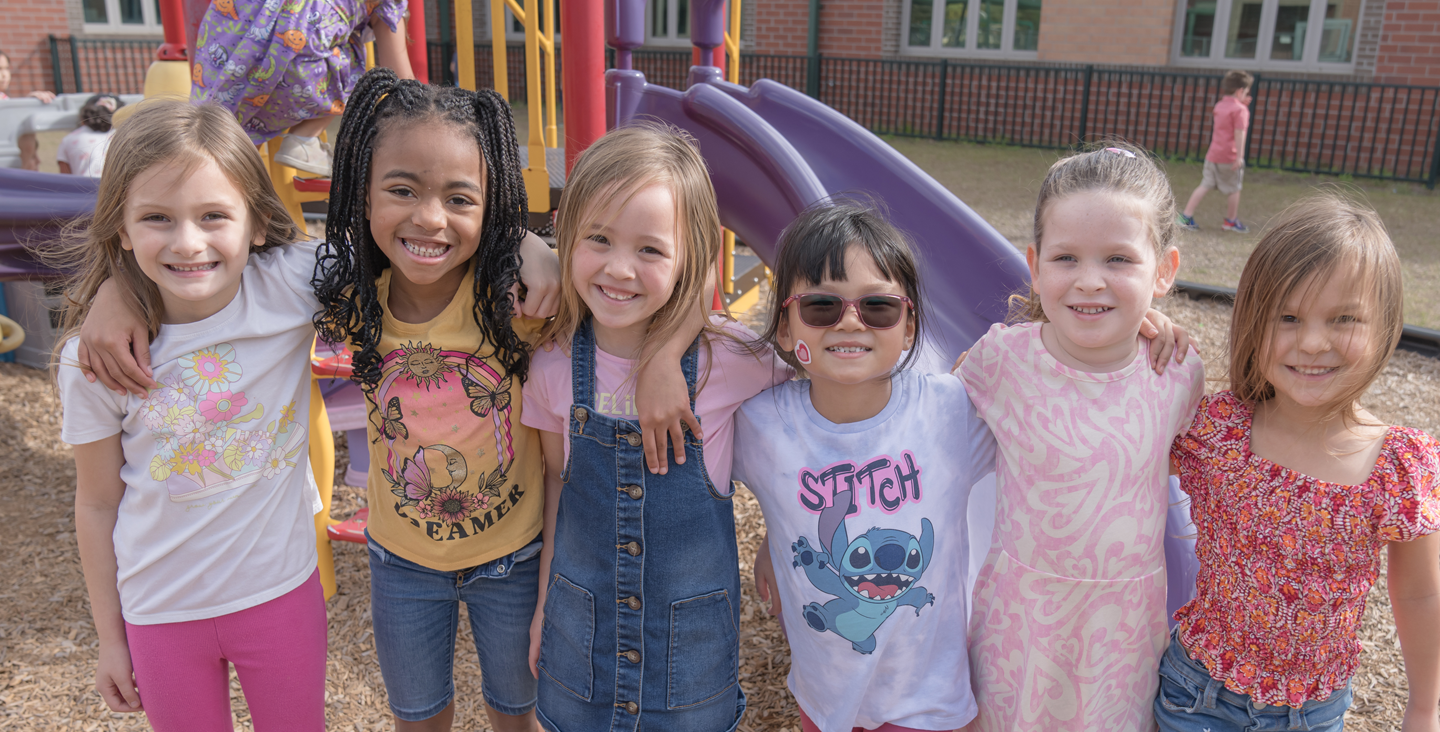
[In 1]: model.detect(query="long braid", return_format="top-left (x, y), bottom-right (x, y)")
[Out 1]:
top-left (313, 68), bottom-right (533, 400)
top-left (468, 88), bottom-right (530, 382)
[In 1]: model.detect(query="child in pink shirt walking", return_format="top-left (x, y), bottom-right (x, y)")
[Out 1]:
top-left (1179, 69), bottom-right (1253, 234)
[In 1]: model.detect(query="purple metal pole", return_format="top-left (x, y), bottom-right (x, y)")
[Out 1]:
top-left (605, 0), bottom-right (644, 69)
top-left (690, 0), bottom-right (725, 59)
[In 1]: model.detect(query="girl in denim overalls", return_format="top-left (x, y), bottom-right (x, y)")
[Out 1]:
top-left (521, 125), bottom-right (791, 732)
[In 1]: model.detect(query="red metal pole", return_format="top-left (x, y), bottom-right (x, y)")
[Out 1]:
top-left (561, 0), bottom-right (606, 173)
top-left (407, 0), bottom-right (429, 83)
top-left (156, 0), bottom-right (187, 60)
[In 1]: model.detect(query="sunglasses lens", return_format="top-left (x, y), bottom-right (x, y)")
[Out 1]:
top-left (797, 295), bottom-right (844, 328)
top-left (858, 296), bottom-right (904, 328)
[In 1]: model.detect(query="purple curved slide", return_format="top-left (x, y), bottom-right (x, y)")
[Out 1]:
top-left (609, 66), bottom-right (1029, 359)
top-left (0, 167), bottom-right (97, 279)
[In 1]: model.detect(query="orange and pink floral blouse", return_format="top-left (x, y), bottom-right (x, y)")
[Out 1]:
top-left (1170, 391), bottom-right (1440, 707)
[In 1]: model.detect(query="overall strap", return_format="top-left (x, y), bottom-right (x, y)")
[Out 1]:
top-left (571, 318), bottom-right (598, 408)
top-left (680, 334), bottom-right (701, 413)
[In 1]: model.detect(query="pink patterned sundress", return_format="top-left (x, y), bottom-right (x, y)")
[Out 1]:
top-left (958, 323), bottom-right (1205, 731)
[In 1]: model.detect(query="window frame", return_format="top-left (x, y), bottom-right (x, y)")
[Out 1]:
top-left (899, 0), bottom-right (1041, 60)
top-left (644, 0), bottom-right (694, 48)
top-left (81, 0), bottom-right (165, 35)
top-left (1169, 0), bottom-right (1360, 73)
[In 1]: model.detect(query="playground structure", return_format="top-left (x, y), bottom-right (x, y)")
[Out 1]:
top-left (0, 0), bottom-right (1210, 620)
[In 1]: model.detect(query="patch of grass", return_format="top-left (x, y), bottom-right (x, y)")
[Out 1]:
top-left (883, 137), bottom-right (1440, 329)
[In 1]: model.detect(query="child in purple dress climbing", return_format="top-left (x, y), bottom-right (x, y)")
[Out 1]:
top-left (190, 0), bottom-right (415, 176)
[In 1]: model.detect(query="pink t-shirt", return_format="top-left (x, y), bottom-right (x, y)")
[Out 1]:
top-left (522, 317), bottom-right (792, 492)
top-left (1206, 95), bottom-right (1250, 164)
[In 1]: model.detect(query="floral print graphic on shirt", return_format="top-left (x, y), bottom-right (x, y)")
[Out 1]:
top-left (371, 341), bottom-right (522, 539)
top-left (1171, 391), bottom-right (1440, 707)
top-left (139, 343), bottom-right (306, 502)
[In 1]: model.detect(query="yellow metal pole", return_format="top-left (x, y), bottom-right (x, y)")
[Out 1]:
top-left (723, 230), bottom-right (735, 294)
top-left (490, 0), bottom-right (508, 99)
top-left (365, 41), bottom-right (376, 70)
top-left (522, 0), bottom-right (548, 212)
top-left (726, 0), bottom-right (741, 83)
top-left (456, 0), bottom-right (476, 90)
top-left (543, 0), bottom-right (557, 148)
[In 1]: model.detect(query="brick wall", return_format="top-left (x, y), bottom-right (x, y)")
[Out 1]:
top-left (1375, 0), bottom-right (1440, 84)
top-left (1355, 0), bottom-right (1388, 77)
top-left (1036, 0), bottom-right (1176, 66)
top-left (1, 0), bottom-right (71, 96)
top-left (751, 0), bottom-right (886, 57)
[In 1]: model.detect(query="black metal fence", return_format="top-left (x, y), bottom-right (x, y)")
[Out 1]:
top-left (50, 35), bottom-right (1440, 187)
top-left (47, 36), bottom-right (154, 96)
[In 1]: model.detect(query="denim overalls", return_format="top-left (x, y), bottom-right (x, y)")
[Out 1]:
top-left (535, 320), bottom-right (746, 732)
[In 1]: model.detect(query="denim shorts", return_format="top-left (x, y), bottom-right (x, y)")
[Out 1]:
top-left (1155, 629), bottom-right (1352, 732)
top-left (367, 533), bottom-right (542, 721)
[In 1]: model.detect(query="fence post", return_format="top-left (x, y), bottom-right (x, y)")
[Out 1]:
top-left (1078, 64), bottom-right (1093, 145)
top-left (48, 36), bottom-right (64, 93)
top-left (1245, 73), bottom-right (1259, 165)
top-left (70, 38), bottom-right (83, 93)
top-left (934, 59), bottom-right (947, 140)
top-left (1428, 98), bottom-right (1440, 189)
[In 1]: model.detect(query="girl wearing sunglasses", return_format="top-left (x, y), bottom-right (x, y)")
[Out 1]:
top-left (733, 201), bottom-right (994, 732)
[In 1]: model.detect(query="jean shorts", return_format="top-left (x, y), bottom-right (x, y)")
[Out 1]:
top-left (1155, 629), bottom-right (1352, 732)
top-left (367, 533), bottom-right (542, 721)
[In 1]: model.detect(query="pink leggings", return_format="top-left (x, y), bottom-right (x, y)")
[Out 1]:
top-left (124, 570), bottom-right (327, 731)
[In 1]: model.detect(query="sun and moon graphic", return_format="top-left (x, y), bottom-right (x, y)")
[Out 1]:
top-left (376, 341), bottom-right (515, 526)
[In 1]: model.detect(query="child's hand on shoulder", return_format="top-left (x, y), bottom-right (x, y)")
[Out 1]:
top-left (1140, 307), bottom-right (1195, 375)
top-left (78, 280), bottom-right (155, 396)
top-left (514, 231), bottom-right (561, 319)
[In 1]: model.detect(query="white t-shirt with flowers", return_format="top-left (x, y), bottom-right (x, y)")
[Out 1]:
top-left (58, 240), bottom-right (323, 624)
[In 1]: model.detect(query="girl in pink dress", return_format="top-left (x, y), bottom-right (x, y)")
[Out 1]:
top-left (1161, 195), bottom-right (1440, 731)
top-left (958, 144), bottom-right (1206, 731)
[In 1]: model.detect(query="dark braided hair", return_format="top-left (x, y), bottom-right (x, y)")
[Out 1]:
top-left (313, 67), bottom-right (532, 395)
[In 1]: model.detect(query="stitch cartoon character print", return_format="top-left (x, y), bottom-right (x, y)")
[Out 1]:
top-left (792, 487), bottom-right (935, 654)
top-left (372, 340), bottom-right (521, 540)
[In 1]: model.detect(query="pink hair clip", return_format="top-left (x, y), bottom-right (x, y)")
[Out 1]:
top-left (1103, 147), bottom-right (1137, 158)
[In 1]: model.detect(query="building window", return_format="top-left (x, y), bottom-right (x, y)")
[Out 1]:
top-left (647, 0), bottom-right (691, 46)
top-left (1174, 0), bottom-right (1360, 69)
top-left (83, 0), bottom-right (163, 33)
top-left (903, 0), bottom-right (1041, 57)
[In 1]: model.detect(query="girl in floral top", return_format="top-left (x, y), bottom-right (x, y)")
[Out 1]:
top-left (1162, 194), bottom-right (1440, 732)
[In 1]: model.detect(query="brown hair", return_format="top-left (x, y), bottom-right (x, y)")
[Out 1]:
top-left (1222, 69), bottom-right (1254, 94)
top-left (50, 99), bottom-right (300, 363)
top-left (1228, 193), bottom-right (1402, 426)
top-left (1012, 141), bottom-right (1177, 322)
top-left (542, 123), bottom-right (731, 377)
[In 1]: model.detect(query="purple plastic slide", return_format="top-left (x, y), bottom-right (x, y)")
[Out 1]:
top-left (609, 66), bottom-right (1030, 360)
top-left (0, 167), bottom-right (97, 279)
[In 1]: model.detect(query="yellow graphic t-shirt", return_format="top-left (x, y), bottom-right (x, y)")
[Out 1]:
top-left (362, 267), bottom-right (544, 570)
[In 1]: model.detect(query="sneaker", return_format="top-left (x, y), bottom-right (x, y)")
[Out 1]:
top-left (273, 134), bottom-right (332, 177)
top-left (1222, 218), bottom-right (1249, 233)
top-left (1177, 214), bottom-right (1199, 231)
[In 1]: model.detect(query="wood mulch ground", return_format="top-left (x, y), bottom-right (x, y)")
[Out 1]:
top-left (2, 292), bottom-right (1435, 730)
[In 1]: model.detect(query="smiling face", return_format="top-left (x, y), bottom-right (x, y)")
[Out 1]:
top-left (367, 119), bottom-right (486, 304)
top-left (570, 181), bottom-right (682, 358)
top-left (1262, 269), bottom-right (1375, 410)
top-left (119, 156), bottom-right (263, 324)
top-left (777, 245), bottom-right (916, 389)
top-left (1029, 190), bottom-right (1177, 369)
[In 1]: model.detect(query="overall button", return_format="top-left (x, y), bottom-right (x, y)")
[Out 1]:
top-left (620, 541), bottom-right (641, 556)
top-left (622, 432), bottom-right (642, 447)
top-left (617, 484), bottom-right (643, 500)
top-left (618, 596), bottom-right (641, 610)
top-left (619, 649), bottom-right (641, 664)
top-left (574, 407), bottom-right (588, 423)
top-left (617, 701), bottom-right (639, 715)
